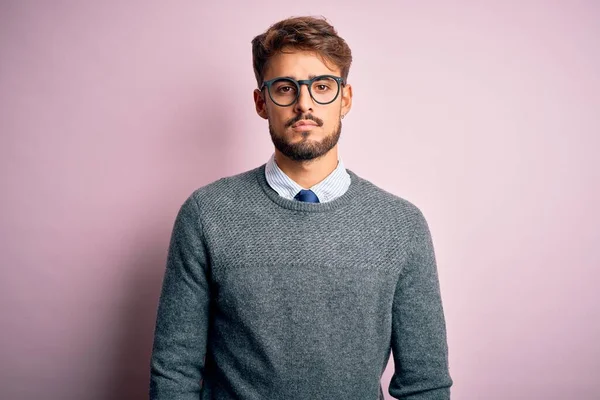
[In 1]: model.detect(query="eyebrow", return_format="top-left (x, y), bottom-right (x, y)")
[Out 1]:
top-left (280, 74), bottom-right (320, 80)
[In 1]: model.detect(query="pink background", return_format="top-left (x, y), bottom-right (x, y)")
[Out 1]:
top-left (1, 1), bottom-right (598, 399)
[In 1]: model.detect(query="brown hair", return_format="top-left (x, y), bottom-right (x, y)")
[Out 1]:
top-left (251, 16), bottom-right (353, 87)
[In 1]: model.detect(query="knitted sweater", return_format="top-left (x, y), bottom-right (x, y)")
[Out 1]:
top-left (149, 164), bottom-right (452, 400)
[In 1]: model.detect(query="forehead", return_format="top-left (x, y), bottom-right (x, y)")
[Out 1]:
top-left (263, 48), bottom-right (340, 80)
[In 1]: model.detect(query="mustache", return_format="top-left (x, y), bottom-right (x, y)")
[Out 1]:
top-left (285, 114), bottom-right (324, 128)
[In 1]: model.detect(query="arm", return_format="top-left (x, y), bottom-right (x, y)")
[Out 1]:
top-left (388, 209), bottom-right (453, 399)
top-left (149, 194), bottom-right (211, 399)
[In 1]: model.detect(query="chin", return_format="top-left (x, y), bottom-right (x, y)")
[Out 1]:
top-left (296, 133), bottom-right (323, 143)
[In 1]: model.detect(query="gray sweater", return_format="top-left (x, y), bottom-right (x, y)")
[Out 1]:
top-left (149, 164), bottom-right (452, 399)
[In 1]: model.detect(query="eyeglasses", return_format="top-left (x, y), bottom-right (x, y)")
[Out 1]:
top-left (260, 75), bottom-right (345, 107)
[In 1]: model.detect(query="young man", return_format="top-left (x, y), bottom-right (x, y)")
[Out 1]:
top-left (149, 16), bottom-right (453, 400)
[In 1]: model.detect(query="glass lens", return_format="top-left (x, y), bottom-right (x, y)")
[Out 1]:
top-left (310, 77), bottom-right (339, 104)
top-left (270, 78), bottom-right (298, 106)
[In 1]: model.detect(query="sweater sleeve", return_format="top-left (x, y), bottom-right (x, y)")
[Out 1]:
top-left (149, 193), bottom-right (211, 399)
top-left (388, 209), bottom-right (453, 399)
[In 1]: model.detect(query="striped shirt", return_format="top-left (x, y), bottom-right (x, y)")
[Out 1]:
top-left (264, 153), bottom-right (351, 203)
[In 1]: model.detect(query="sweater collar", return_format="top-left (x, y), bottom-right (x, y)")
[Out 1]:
top-left (264, 153), bottom-right (351, 203)
top-left (257, 163), bottom-right (362, 212)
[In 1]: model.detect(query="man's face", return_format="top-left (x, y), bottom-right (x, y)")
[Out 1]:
top-left (253, 49), bottom-right (352, 161)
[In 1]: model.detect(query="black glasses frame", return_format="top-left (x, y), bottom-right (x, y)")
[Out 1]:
top-left (260, 75), bottom-right (346, 107)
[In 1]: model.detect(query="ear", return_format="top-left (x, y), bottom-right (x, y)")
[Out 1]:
top-left (253, 89), bottom-right (268, 120)
top-left (340, 83), bottom-right (353, 118)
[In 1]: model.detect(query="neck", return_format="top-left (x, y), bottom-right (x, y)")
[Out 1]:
top-left (274, 147), bottom-right (339, 189)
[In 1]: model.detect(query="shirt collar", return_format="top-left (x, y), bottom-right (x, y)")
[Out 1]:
top-left (264, 153), bottom-right (350, 203)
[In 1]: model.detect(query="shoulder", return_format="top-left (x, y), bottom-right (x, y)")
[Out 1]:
top-left (348, 169), bottom-right (429, 228)
top-left (192, 166), bottom-right (260, 197)
top-left (180, 165), bottom-right (263, 214)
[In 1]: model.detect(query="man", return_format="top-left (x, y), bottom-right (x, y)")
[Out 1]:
top-left (149, 16), bottom-right (452, 400)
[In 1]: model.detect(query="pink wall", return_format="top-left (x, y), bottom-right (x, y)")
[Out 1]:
top-left (1, 1), bottom-right (598, 399)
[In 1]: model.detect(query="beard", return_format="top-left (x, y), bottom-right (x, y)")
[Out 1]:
top-left (269, 115), bottom-right (342, 161)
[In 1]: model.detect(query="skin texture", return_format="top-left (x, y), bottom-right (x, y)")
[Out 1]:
top-left (253, 49), bottom-right (353, 189)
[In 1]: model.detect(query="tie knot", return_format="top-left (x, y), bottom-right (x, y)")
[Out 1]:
top-left (295, 189), bottom-right (320, 203)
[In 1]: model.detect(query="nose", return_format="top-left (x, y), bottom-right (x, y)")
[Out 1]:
top-left (293, 84), bottom-right (314, 113)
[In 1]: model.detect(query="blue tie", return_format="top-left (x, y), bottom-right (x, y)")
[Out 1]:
top-left (295, 189), bottom-right (320, 203)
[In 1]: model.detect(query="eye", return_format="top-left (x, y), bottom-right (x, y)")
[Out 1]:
top-left (278, 85), bottom-right (296, 93)
top-left (271, 78), bottom-right (297, 95)
top-left (312, 78), bottom-right (336, 92)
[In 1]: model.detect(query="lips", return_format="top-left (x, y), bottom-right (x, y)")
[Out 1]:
top-left (292, 120), bottom-right (319, 128)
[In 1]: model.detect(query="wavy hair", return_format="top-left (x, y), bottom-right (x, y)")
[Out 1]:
top-left (251, 16), bottom-right (353, 87)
